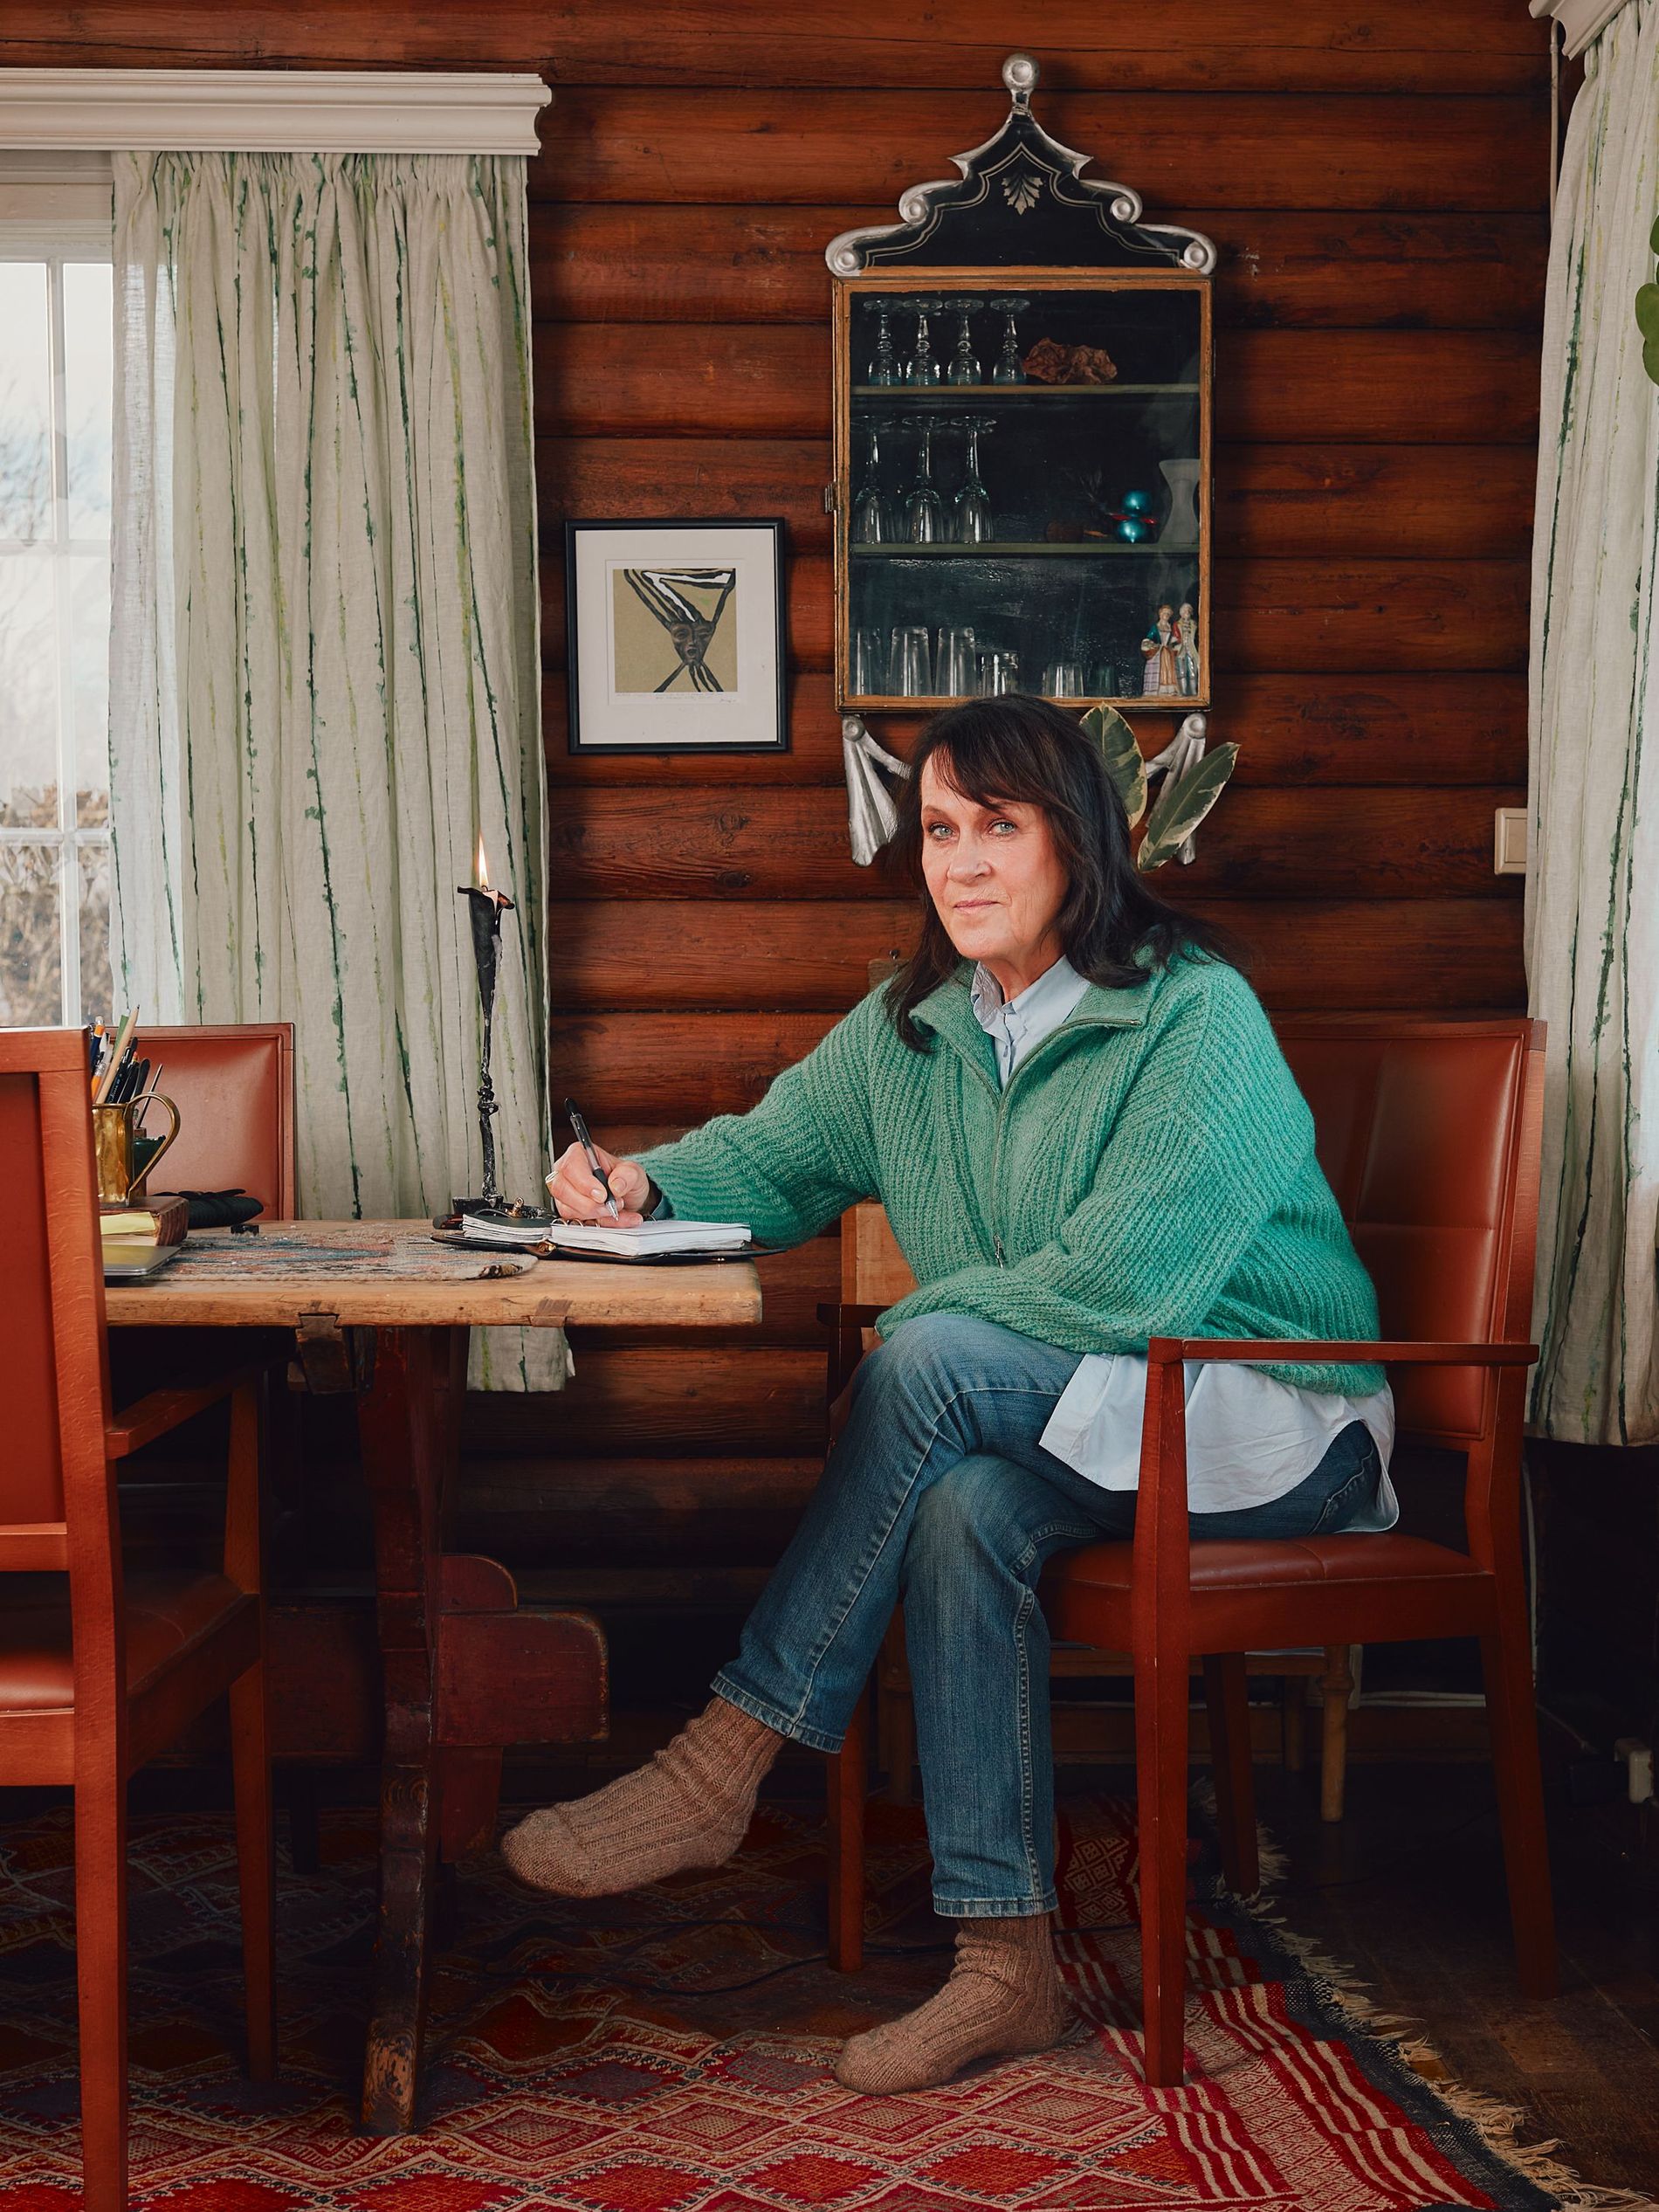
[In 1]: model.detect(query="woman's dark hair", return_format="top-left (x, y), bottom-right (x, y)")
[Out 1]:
top-left (882, 693), bottom-right (1237, 1048)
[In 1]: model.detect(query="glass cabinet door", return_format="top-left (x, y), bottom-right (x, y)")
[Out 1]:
top-left (836, 274), bottom-right (1209, 713)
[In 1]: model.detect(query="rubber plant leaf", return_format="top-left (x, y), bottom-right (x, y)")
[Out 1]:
top-left (1080, 703), bottom-right (1147, 828)
top-left (1637, 282), bottom-right (1659, 340)
top-left (1136, 741), bottom-right (1240, 872)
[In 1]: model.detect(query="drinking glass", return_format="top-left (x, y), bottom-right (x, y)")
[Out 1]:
top-left (989, 295), bottom-right (1029, 385)
top-left (1043, 660), bottom-right (1084, 697)
top-left (905, 297), bottom-right (944, 388)
top-left (979, 649), bottom-right (1020, 696)
top-left (904, 420), bottom-right (947, 544)
top-left (936, 626), bottom-right (978, 696)
top-left (864, 300), bottom-right (899, 388)
top-left (952, 415), bottom-right (995, 544)
top-left (1088, 660), bottom-right (1119, 698)
top-left (850, 627), bottom-right (886, 695)
top-left (890, 625), bottom-right (933, 697)
top-left (945, 297), bottom-right (982, 385)
top-left (850, 421), bottom-right (895, 545)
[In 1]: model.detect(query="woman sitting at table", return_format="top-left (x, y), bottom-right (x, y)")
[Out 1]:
top-left (505, 693), bottom-right (1396, 2095)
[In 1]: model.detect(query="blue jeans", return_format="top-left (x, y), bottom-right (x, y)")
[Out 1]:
top-left (713, 1313), bottom-right (1383, 1919)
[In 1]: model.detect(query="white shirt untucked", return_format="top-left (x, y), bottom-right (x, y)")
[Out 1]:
top-left (1040, 1353), bottom-right (1398, 1525)
top-left (968, 955), bottom-right (1399, 1528)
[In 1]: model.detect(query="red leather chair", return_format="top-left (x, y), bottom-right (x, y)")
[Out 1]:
top-left (0, 1030), bottom-right (276, 2211)
top-left (134, 1022), bottom-right (295, 1216)
top-left (1049, 1016), bottom-right (1553, 2084)
top-left (823, 1016), bottom-right (1554, 2085)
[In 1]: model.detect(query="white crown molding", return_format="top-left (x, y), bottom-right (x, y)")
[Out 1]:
top-left (1528, 0), bottom-right (1629, 59)
top-left (0, 69), bottom-right (551, 156)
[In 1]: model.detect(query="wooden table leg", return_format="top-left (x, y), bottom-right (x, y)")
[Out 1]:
top-left (356, 1323), bottom-right (462, 2134)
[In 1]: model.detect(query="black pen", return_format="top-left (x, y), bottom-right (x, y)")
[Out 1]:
top-left (564, 1096), bottom-right (620, 1219)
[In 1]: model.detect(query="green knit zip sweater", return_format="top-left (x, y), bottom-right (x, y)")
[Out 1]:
top-left (640, 954), bottom-right (1385, 1396)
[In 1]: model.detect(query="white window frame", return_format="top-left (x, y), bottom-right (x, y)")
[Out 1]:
top-left (0, 162), bottom-right (114, 1026)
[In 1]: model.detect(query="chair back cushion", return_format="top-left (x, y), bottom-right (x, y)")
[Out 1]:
top-left (134, 1023), bottom-right (295, 1217)
top-left (0, 1035), bottom-right (109, 1536)
top-left (1279, 1021), bottom-right (1538, 1441)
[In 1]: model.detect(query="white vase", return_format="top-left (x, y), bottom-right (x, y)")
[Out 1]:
top-left (1160, 458), bottom-right (1201, 547)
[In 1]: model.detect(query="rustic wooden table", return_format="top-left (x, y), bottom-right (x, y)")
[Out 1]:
top-left (105, 1221), bottom-right (762, 2133)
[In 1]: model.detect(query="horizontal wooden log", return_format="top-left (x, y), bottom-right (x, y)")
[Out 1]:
top-left (548, 920), bottom-right (1525, 1117)
top-left (473, 1347), bottom-right (827, 1457)
top-left (532, 207), bottom-right (1546, 330)
top-left (550, 1013), bottom-right (842, 1122)
top-left (532, 91), bottom-right (1547, 212)
top-left (546, 786), bottom-right (1522, 904)
top-left (535, 327), bottom-right (1540, 443)
top-left (456, 1455), bottom-right (822, 1561)
top-left (551, 891), bottom-right (1523, 1011)
top-left (1213, 446), bottom-right (1534, 560)
top-left (537, 438), bottom-right (1534, 561)
top-left (0, 1), bottom-right (1546, 93)
top-left (545, 672), bottom-right (1529, 789)
top-left (542, 552), bottom-right (1531, 673)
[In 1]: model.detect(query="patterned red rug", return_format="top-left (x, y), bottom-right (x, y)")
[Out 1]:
top-left (0, 1794), bottom-right (1566, 2209)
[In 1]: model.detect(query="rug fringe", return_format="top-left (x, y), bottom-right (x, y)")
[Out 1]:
top-left (1243, 1871), bottom-right (1659, 2212)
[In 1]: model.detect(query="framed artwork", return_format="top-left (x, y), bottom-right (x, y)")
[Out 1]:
top-left (564, 518), bottom-right (788, 755)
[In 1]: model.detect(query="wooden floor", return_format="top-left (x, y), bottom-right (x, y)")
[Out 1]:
top-left (1124, 1756), bottom-right (1659, 2202)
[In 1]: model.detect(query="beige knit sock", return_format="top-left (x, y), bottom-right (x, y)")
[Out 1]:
top-left (836, 1912), bottom-right (1070, 2094)
top-left (499, 1695), bottom-right (783, 1898)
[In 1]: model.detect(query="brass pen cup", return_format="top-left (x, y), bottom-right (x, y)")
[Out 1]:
top-left (93, 1095), bottom-right (180, 1206)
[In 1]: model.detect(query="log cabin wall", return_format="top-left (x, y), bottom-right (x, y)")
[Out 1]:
top-left (4, 4), bottom-right (1551, 1711)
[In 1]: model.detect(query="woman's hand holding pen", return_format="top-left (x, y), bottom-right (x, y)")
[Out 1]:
top-left (547, 1141), bottom-right (652, 1226)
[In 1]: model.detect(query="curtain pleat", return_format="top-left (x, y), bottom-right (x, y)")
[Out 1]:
top-left (1527, 3), bottom-right (1659, 1442)
top-left (110, 150), bottom-right (561, 1389)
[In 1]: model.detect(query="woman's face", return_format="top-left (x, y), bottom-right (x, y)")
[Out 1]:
top-left (919, 752), bottom-right (1069, 984)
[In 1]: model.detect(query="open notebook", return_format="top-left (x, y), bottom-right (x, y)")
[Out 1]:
top-left (541, 1219), bottom-right (752, 1258)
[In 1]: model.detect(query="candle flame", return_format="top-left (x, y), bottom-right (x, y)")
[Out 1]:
top-left (476, 834), bottom-right (491, 891)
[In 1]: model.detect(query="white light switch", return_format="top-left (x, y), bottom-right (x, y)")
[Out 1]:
top-left (1494, 807), bottom-right (1528, 876)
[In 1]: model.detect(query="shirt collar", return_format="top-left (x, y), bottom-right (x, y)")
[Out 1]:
top-left (911, 960), bottom-right (1155, 1077)
top-left (969, 954), bottom-right (1088, 1035)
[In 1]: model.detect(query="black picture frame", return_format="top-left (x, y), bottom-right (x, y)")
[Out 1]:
top-left (564, 517), bottom-right (790, 755)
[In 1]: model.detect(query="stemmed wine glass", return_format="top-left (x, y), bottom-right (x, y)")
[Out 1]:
top-left (945, 298), bottom-right (983, 386)
top-left (989, 295), bottom-right (1029, 385)
top-left (850, 420), bottom-right (896, 544)
top-left (904, 419), bottom-right (947, 543)
top-left (952, 415), bottom-right (995, 544)
top-left (864, 300), bottom-right (899, 389)
top-left (905, 297), bottom-right (944, 388)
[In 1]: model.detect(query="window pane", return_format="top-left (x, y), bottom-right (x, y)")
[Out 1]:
top-left (0, 556), bottom-right (59, 827)
top-left (77, 838), bottom-right (111, 1017)
top-left (0, 263), bottom-right (51, 544)
top-left (70, 551), bottom-right (109, 825)
top-left (64, 262), bottom-right (113, 540)
top-left (0, 844), bottom-right (62, 1024)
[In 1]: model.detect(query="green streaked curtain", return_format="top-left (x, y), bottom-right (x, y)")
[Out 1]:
top-left (1528, 3), bottom-right (1659, 1444)
top-left (109, 149), bottom-right (562, 1389)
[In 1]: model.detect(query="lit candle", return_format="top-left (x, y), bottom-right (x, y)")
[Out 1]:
top-left (457, 835), bottom-right (517, 1213)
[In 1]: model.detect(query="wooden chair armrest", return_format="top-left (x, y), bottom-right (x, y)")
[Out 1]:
top-left (1147, 1336), bottom-right (1539, 1367)
top-left (107, 1366), bottom-right (264, 1460)
top-left (817, 1303), bottom-right (885, 1411)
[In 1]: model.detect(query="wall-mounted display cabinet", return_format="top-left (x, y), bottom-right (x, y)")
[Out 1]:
top-left (828, 58), bottom-right (1216, 717)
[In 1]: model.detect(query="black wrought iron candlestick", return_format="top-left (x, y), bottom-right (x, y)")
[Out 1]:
top-left (456, 845), bottom-right (517, 1216)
